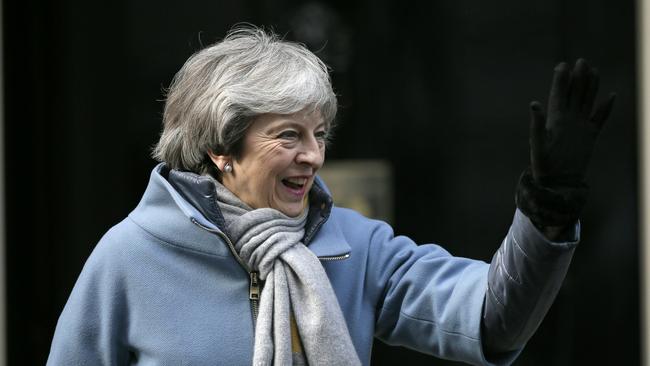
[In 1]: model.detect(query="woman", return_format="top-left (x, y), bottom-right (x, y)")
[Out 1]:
top-left (47, 26), bottom-right (614, 365)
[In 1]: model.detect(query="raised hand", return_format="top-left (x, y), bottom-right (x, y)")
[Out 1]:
top-left (529, 59), bottom-right (615, 186)
top-left (516, 59), bottom-right (615, 232)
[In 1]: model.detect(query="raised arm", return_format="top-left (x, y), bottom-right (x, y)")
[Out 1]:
top-left (482, 59), bottom-right (615, 355)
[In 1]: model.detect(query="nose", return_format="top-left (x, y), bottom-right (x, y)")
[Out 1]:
top-left (296, 136), bottom-right (324, 169)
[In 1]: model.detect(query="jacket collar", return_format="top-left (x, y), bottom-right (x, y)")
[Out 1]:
top-left (130, 163), bottom-right (351, 259)
top-left (128, 164), bottom-right (232, 258)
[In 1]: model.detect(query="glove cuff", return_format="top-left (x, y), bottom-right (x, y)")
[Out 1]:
top-left (515, 167), bottom-right (588, 228)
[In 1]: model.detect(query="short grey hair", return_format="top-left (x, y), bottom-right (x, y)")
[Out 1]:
top-left (152, 25), bottom-right (338, 176)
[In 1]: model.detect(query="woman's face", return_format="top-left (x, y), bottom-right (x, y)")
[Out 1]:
top-left (219, 109), bottom-right (327, 217)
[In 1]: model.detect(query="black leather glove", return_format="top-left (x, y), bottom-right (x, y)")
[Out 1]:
top-left (516, 59), bottom-right (615, 229)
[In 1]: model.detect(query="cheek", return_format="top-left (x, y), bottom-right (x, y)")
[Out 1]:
top-left (243, 142), bottom-right (282, 173)
top-left (241, 140), bottom-right (295, 185)
top-left (253, 144), bottom-right (289, 166)
top-left (260, 146), bottom-right (295, 170)
top-left (250, 156), bottom-right (288, 186)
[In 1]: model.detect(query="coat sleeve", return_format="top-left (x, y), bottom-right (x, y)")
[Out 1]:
top-left (371, 209), bottom-right (577, 366)
top-left (47, 231), bottom-right (130, 366)
top-left (482, 209), bottom-right (578, 354)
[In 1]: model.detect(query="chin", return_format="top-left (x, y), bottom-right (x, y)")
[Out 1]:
top-left (282, 209), bottom-right (301, 218)
top-left (278, 205), bottom-right (303, 218)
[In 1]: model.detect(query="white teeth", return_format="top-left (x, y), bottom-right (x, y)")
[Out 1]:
top-left (286, 177), bottom-right (307, 185)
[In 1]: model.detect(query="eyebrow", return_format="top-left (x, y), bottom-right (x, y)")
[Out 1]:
top-left (267, 120), bottom-right (327, 132)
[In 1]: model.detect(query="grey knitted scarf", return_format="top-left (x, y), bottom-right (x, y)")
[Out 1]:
top-left (214, 183), bottom-right (361, 366)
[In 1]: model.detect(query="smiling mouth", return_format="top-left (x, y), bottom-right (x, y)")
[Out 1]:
top-left (282, 177), bottom-right (308, 190)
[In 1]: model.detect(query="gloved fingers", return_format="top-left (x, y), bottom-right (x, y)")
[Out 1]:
top-left (529, 101), bottom-right (547, 180)
top-left (568, 59), bottom-right (590, 112)
top-left (590, 93), bottom-right (616, 130)
top-left (582, 67), bottom-right (600, 115)
top-left (548, 62), bottom-right (570, 116)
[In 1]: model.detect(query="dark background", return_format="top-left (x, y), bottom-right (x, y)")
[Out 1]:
top-left (3, 0), bottom-right (638, 365)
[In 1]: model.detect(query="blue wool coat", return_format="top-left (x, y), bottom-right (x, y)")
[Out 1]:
top-left (47, 164), bottom-right (576, 365)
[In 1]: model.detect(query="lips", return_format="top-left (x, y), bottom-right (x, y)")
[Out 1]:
top-left (282, 177), bottom-right (307, 190)
top-left (280, 176), bottom-right (311, 198)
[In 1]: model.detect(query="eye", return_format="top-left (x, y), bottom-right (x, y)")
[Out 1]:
top-left (277, 130), bottom-right (299, 140)
top-left (315, 130), bottom-right (328, 141)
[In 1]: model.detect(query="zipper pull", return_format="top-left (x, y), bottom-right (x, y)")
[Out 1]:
top-left (249, 271), bottom-right (260, 300)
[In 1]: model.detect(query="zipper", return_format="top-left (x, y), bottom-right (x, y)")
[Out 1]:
top-left (191, 218), bottom-right (260, 323)
top-left (318, 253), bottom-right (351, 261)
top-left (249, 271), bottom-right (260, 321)
top-left (191, 219), bottom-right (348, 322)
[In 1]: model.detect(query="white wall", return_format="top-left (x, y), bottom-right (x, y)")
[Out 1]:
top-left (640, 1), bottom-right (650, 365)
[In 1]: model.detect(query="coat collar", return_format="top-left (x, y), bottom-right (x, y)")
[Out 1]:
top-left (131, 163), bottom-right (351, 259)
top-left (128, 164), bottom-right (232, 258)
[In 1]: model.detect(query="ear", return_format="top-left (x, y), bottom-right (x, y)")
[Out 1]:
top-left (207, 150), bottom-right (232, 172)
